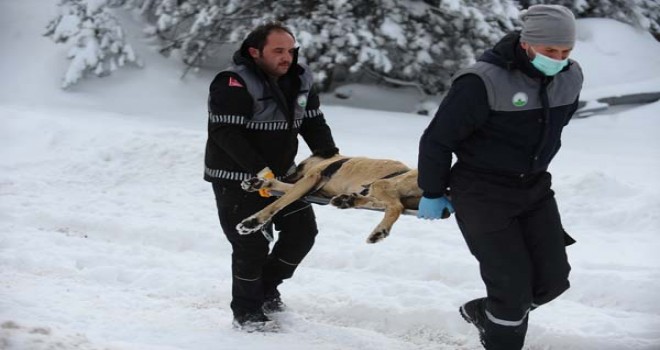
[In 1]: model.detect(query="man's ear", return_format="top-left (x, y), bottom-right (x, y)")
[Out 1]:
top-left (248, 47), bottom-right (260, 59)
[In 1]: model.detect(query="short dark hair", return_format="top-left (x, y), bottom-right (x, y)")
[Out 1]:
top-left (240, 22), bottom-right (295, 56)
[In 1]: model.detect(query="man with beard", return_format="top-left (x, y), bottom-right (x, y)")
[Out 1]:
top-left (204, 22), bottom-right (338, 332)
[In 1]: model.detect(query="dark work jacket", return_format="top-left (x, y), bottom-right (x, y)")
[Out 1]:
top-left (204, 50), bottom-right (338, 183)
top-left (418, 33), bottom-right (583, 197)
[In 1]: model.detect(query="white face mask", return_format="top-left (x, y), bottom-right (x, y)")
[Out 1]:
top-left (529, 49), bottom-right (569, 76)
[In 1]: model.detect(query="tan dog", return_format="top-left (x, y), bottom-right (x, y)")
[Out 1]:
top-left (236, 154), bottom-right (423, 243)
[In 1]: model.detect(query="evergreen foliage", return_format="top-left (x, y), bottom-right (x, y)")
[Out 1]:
top-left (45, 0), bottom-right (659, 92)
top-left (45, 0), bottom-right (142, 89)
top-left (521, 0), bottom-right (659, 38)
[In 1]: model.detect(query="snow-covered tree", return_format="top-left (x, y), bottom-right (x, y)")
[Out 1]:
top-left (144, 0), bottom-right (263, 71)
top-left (45, 0), bottom-right (658, 93)
top-left (282, 2), bottom-right (393, 91)
top-left (641, 0), bottom-right (660, 39)
top-left (45, 0), bottom-right (142, 89)
top-left (253, 0), bottom-right (519, 94)
top-left (519, 0), bottom-right (660, 38)
top-left (369, 0), bottom-right (520, 94)
top-left (46, 0), bottom-right (521, 93)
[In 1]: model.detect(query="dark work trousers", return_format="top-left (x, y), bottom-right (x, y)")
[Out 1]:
top-left (450, 164), bottom-right (572, 350)
top-left (212, 181), bottom-right (318, 319)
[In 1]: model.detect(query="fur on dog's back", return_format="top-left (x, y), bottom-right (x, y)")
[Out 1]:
top-left (302, 156), bottom-right (412, 197)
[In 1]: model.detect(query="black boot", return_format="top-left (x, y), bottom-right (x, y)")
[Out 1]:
top-left (263, 288), bottom-right (286, 314)
top-left (460, 298), bottom-right (529, 350)
top-left (232, 312), bottom-right (279, 333)
top-left (459, 298), bottom-right (487, 347)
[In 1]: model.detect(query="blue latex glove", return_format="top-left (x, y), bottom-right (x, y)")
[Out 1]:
top-left (417, 196), bottom-right (454, 220)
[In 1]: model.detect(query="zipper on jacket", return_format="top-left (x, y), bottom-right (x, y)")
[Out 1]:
top-left (531, 77), bottom-right (552, 172)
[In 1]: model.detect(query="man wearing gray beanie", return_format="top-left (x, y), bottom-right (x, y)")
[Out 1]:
top-left (418, 4), bottom-right (582, 350)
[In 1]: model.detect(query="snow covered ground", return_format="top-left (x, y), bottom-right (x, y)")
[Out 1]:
top-left (1, 1), bottom-right (659, 349)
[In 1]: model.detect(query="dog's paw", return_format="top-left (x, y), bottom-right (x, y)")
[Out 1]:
top-left (330, 193), bottom-right (358, 209)
top-left (241, 177), bottom-right (266, 192)
top-left (236, 217), bottom-right (263, 235)
top-left (366, 228), bottom-right (390, 244)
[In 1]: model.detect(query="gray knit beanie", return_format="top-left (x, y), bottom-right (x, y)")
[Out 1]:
top-left (520, 5), bottom-right (576, 46)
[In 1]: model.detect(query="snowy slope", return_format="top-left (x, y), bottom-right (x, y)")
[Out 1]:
top-left (1, 102), bottom-right (659, 350)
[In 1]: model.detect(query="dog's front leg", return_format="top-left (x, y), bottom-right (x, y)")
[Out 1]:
top-left (241, 177), bottom-right (295, 193)
top-left (367, 202), bottom-right (403, 243)
top-left (362, 181), bottom-right (405, 244)
top-left (236, 172), bottom-right (323, 235)
top-left (330, 189), bottom-right (401, 243)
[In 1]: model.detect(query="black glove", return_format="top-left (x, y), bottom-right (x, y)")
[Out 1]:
top-left (313, 147), bottom-right (339, 159)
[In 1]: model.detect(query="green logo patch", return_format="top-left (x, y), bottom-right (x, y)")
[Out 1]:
top-left (512, 92), bottom-right (528, 107)
top-left (297, 95), bottom-right (308, 108)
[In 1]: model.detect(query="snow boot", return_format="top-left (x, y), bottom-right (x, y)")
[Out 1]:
top-left (263, 295), bottom-right (285, 314)
top-left (232, 312), bottom-right (279, 333)
top-left (263, 289), bottom-right (286, 314)
top-left (261, 287), bottom-right (286, 315)
top-left (460, 298), bottom-right (487, 347)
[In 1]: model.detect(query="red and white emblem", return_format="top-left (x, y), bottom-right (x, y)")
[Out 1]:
top-left (228, 77), bottom-right (244, 87)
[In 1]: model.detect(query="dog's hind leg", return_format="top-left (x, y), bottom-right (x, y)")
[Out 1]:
top-left (237, 172), bottom-right (323, 235)
top-left (330, 193), bottom-right (385, 210)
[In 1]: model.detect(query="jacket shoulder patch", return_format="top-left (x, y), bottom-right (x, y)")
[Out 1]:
top-left (228, 76), bottom-right (244, 88)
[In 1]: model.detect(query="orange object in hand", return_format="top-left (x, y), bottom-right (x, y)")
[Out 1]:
top-left (257, 168), bottom-right (275, 198)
